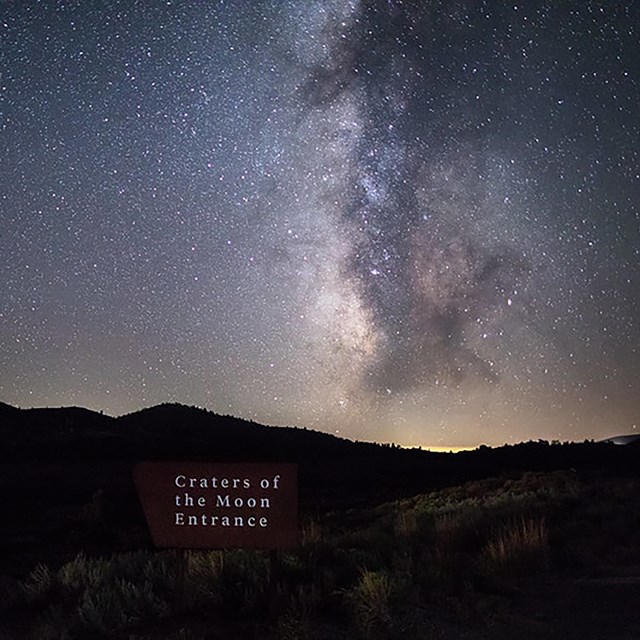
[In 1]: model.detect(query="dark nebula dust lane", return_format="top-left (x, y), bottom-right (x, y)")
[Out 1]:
top-left (1, 1), bottom-right (638, 447)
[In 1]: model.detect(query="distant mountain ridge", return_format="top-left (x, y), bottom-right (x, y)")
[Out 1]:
top-left (1, 400), bottom-right (640, 524)
top-left (2, 399), bottom-right (640, 450)
top-left (0, 401), bottom-right (379, 463)
top-left (1, 401), bottom-right (639, 501)
top-left (600, 434), bottom-right (640, 445)
top-left (0, 401), bottom-right (440, 508)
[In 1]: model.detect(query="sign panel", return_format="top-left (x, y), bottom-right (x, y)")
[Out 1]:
top-left (134, 462), bottom-right (298, 549)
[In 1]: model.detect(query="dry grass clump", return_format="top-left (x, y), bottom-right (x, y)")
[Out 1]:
top-left (480, 517), bottom-right (549, 579)
top-left (346, 569), bottom-right (395, 638)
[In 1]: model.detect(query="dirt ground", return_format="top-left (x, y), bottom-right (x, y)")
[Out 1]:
top-left (479, 573), bottom-right (640, 640)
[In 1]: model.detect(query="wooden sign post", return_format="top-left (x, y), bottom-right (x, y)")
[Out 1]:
top-left (135, 462), bottom-right (298, 615)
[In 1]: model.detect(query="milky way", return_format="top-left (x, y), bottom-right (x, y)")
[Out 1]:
top-left (1, 1), bottom-right (638, 447)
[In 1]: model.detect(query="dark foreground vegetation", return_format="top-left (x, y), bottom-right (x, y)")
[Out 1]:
top-left (1, 402), bottom-right (639, 638)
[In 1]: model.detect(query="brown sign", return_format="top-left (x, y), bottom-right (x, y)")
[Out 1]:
top-left (134, 462), bottom-right (298, 549)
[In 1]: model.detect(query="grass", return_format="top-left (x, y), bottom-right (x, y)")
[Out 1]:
top-left (480, 517), bottom-right (549, 580)
top-left (1, 471), bottom-right (639, 639)
top-left (346, 569), bottom-right (395, 639)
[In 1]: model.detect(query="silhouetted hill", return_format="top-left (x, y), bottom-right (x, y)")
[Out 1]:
top-left (601, 434), bottom-right (640, 446)
top-left (0, 402), bottom-right (450, 507)
top-left (0, 403), bottom-right (112, 433)
top-left (1, 401), bottom-right (639, 507)
top-left (0, 401), bottom-right (21, 433)
top-left (0, 400), bottom-right (21, 417)
top-left (115, 402), bottom-right (365, 461)
top-left (0, 404), bottom-right (119, 456)
top-left (0, 401), bottom-right (377, 464)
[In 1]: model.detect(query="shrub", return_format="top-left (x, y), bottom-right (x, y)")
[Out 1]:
top-left (21, 564), bottom-right (57, 604)
top-left (77, 576), bottom-right (168, 634)
top-left (185, 550), bottom-right (223, 607)
top-left (480, 517), bottom-right (548, 580)
top-left (434, 509), bottom-right (483, 554)
top-left (346, 570), bottom-right (394, 638)
top-left (301, 518), bottom-right (324, 547)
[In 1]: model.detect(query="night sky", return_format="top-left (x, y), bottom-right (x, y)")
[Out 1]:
top-left (1, 1), bottom-right (638, 448)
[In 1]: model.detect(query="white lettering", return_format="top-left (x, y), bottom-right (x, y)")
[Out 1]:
top-left (215, 495), bottom-right (270, 509)
top-left (171, 475), bottom-right (253, 490)
top-left (174, 513), bottom-right (269, 528)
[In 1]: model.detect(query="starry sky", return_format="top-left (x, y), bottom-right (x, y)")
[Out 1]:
top-left (1, 0), bottom-right (639, 448)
